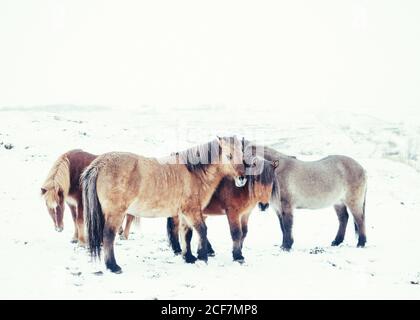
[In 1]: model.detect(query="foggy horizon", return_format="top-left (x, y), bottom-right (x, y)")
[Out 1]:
top-left (1, 1), bottom-right (419, 112)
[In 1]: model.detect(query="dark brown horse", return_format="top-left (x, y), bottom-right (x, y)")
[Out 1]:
top-left (41, 149), bottom-right (134, 244)
top-left (167, 156), bottom-right (278, 262)
top-left (41, 150), bottom-right (97, 244)
top-left (81, 137), bottom-right (246, 273)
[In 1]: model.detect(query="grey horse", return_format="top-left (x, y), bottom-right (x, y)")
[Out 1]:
top-left (246, 142), bottom-right (367, 250)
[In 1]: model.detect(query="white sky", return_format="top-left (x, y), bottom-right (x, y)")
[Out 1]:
top-left (0, 0), bottom-right (419, 110)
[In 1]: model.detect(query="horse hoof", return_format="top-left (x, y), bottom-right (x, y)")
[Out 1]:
top-left (357, 238), bottom-right (366, 248)
top-left (107, 264), bottom-right (122, 274)
top-left (112, 268), bottom-right (122, 274)
top-left (197, 248), bottom-right (208, 262)
top-left (197, 254), bottom-right (208, 262)
top-left (233, 257), bottom-right (245, 264)
top-left (207, 247), bottom-right (216, 256)
top-left (70, 239), bottom-right (78, 244)
top-left (77, 241), bottom-right (87, 248)
top-left (331, 241), bottom-right (341, 246)
top-left (119, 234), bottom-right (128, 240)
top-left (197, 250), bottom-right (215, 257)
top-left (281, 246), bottom-right (291, 252)
top-left (184, 254), bottom-right (197, 264)
top-left (173, 249), bottom-right (182, 256)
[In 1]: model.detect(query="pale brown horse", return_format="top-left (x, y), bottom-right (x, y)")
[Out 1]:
top-left (167, 156), bottom-right (278, 262)
top-left (41, 150), bottom-right (97, 244)
top-left (259, 144), bottom-right (368, 249)
top-left (41, 149), bottom-right (134, 244)
top-left (81, 137), bottom-right (246, 273)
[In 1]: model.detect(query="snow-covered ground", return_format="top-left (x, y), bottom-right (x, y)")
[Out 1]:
top-left (1, 105), bottom-right (420, 299)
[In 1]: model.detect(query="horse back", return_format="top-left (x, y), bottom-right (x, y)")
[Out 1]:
top-left (275, 155), bottom-right (366, 209)
top-left (330, 155), bottom-right (366, 186)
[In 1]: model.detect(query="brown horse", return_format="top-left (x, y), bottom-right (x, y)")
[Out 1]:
top-left (259, 144), bottom-right (368, 249)
top-left (41, 149), bottom-right (134, 244)
top-left (167, 156), bottom-right (278, 262)
top-left (81, 136), bottom-right (246, 273)
top-left (41, 150), bottom-right (97, 244)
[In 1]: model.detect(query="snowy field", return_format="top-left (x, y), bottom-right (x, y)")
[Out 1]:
top-left (0, 105), bottom-right (419, 299)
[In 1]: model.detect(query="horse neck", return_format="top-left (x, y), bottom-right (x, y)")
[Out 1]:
top-left (193, 164), bottom-right (226, 205)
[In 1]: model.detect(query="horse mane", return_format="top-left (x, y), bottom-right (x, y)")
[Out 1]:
top-left (41, 154), bottom-right (71, 208)
top-left (175, 139), bottom-right (221, 172)
top-left (241, 139), bottom-right (281, 196)
top-left (245, 157), bottom-right (276, 196)
top-left (247, 158), bottom-right (275, 185)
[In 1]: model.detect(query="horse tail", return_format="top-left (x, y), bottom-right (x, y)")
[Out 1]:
top-left (269, 175), bottom-right (281, 212)
top-left (81, 164), bottom-right (104, 259)
top-left (355, 185), bottom-right (367, 236)
top-left (363, 188), bottom-right (366, 217)
top-left (41, 154), bottom-right (71, 209)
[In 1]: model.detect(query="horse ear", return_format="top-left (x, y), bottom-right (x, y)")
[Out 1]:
top-left (41, 188), bottom-right (47, 195)
top-left (272, 160), bottom-right (279, 168)
top-left (252, 157), bottom-right (258, 167)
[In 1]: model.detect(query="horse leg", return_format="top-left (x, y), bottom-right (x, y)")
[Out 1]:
top-left (103, 214), bottom-right (125, 273)
top-left (76, 203), bottom-right (86, 245)
top-left (347, 202), bottom-right (366, 247)
top-left (200, 216), bottom-right (215, 257)
top-left (120, 214), bottom-right (135, 240)
top-left (280, 201), bottom-right (294, 250)
top-left (206, 239), bottom-right (216, 257)
top-left (167, 216), bottom-right (182, 255)
top-left (187, 212), bottom-right (209, 262)
top-left (227, 211), bottom-right (244, 262)
top-left (178, 217), bottom-right (197, 263)
top-left (69, 204), bottom-right (78, 243)
top-left (331, 204), bottom-right (349, 246)
top-left (275, 209), bottom-right (286, 243)
top-left (240, 211), bottom-right (251, 249)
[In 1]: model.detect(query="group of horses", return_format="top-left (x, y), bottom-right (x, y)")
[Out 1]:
top-left (41, 136), bottom-right (367, 273)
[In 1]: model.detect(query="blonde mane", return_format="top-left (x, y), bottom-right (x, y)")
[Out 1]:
top-left (41, 154), bottom-right (70, 208)
top-left (175, 139), bottom-right (221, 172)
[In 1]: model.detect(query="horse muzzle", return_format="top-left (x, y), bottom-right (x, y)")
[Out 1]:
top-left (234, 176), bottom-right (247, 187)
top-left (258, 202), bottom-right (269, 211)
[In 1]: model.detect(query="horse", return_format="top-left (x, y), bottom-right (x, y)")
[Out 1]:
top-left (256, 144), bottom-right (368, 249)
top-left (81, 136), bottom-right (247, 273)
top-left (166, 156), bottom-right (279, 262)
top-left (41, 149), bottom-right (97, 244)
top-left (40, 149), bottom-right (134, 244)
